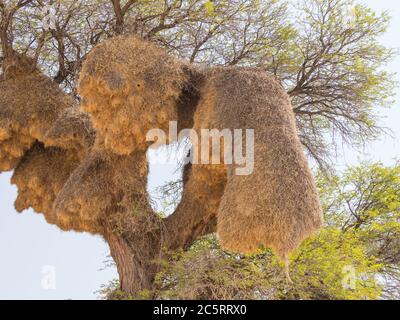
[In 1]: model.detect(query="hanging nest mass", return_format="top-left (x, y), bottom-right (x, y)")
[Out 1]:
top-left (53, 144), bottom-right (152, 234)
top-left (11, 142), bottom-right (81, 231)
top-left (191, 66), bottom-right (323, 259)
top-left (78, 36), bottom-right (187, 155)
top-left (0, 55), bottom-right (73, 172)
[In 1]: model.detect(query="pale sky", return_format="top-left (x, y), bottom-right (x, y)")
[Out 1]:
top-left (0, 0), bottom-right (399, 299)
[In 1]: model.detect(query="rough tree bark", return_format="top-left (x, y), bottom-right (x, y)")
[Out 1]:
top-left (103, 230), bottom-right (157, 294)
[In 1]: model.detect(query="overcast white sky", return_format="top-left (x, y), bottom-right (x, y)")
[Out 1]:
top-left (0, 0), bottom-right (399, 299)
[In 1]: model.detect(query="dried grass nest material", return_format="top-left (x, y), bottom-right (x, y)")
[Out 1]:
top-left (53, 146), bottom-right (150, 233)
top-left (0, 57), bottom-right (73, 172)
top-left (43, 107), bottom-right (96, 159)
top-left (190, 66), bottom-right (323, 258)
top-left (78, 36), bottom-right (188, 155)
top-left (11, 142), bottom-right (83, 231)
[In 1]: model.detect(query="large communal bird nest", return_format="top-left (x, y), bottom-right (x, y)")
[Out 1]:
top-left (78, 36), bottom-right (187, 155)
top-left (0, 55), bottom-right (72, 171)
top-left (191, 66), bottom-right (323, 258)
top-left (11, 142), bottom-right (81, 231)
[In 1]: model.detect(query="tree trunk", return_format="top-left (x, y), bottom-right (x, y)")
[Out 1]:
top-left (103, 224), bottom-right (162, 296)
top-left (101, 163), bottom-right (225, 296)
top-left (165, 162), bottom-right (226, 250)
top-left (104, 231), bottom-right (152, 294)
